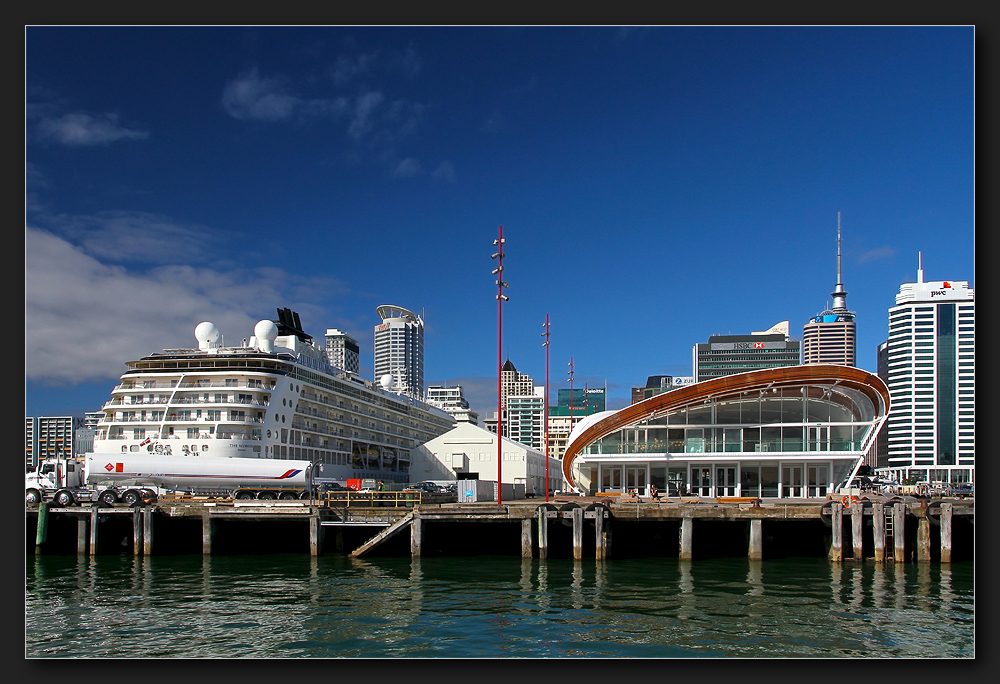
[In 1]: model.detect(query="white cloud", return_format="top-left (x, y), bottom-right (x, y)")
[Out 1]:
top-left (34, 112), bottom-right (149, 146)
top-left (858, 247), bottom-right (895, 264)
top-left (222, 69), bottom-right (302, 121)
top-left (348, 91), bottom-right (386, 139)
top-left (25, 226), bottom-right (339, 385)
top-left (44, 210), bottom-right (213, 264)
top-left (331, 51), bottom-right (380, 85)
top-left (431, 161), bottom-right (456, 182)
top-left (392, 157), bottom-right (423, 178)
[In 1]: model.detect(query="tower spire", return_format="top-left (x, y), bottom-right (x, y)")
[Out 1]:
top-left (830, 212), bottom-right (849, 313)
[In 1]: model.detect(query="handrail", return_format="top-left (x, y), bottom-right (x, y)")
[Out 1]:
top-left (321, 491), bottom-right (422, 508)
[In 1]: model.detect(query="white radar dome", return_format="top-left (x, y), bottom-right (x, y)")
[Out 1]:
top-left (380, 374), bottom-right (395, 391)
top-left (194, 322), bottom-right (220, 350)
top-left (254, 319), bottom-right (279, 352)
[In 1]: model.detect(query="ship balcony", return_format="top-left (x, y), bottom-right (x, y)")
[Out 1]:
top-left (171, 396), bottom-right (269, 406)
top-left (160, 415), bottom-right (265, 424)
top-left (104, 431), bottom-right (259, 441)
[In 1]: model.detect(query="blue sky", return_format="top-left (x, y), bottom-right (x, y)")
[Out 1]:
top-left (25, 26), bottom-right (975, 421)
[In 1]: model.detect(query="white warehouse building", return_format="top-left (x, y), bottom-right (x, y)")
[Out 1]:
top-left (409, 422), bottom-right (564, 497)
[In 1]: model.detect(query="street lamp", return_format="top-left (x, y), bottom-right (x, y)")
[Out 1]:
top-left (492, 226), bottom-right (508, 505)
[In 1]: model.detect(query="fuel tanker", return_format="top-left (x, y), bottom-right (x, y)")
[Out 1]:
top-left (25, 453), bottom-right (315, 506)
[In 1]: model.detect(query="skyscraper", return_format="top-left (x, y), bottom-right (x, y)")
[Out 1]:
top-left (500, 359), bottom-right (535, 409)
top-left (373, 305), bottom-right (424, 400)
top-left (880, 256), bottom-right (975, 484)
top-left (693, 322), bottom-right (800, 382)
top-left (325, 328), bottom-right (360, 375)
top-left (803, 213), bottom-right (857, 366)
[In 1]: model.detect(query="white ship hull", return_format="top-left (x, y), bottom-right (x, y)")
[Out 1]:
top-left (91, 310), bottom-right (454, 485)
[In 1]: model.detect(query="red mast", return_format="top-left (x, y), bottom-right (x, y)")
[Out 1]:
top-left (542, 314), bottom-right (551, 501)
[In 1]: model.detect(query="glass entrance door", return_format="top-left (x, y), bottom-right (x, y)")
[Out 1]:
top-left (715, 465), bottom-right (738, 497)
top-left (626, 466), bottom-right (647, 495)
top-left (602, 466), bottom-right (622, 493)
top-left (782, 464), bottom-right (804, 498)
top-left (808, 464), bottom-right (829, 498)
top-left (693, 466), bottom-right (712, 497)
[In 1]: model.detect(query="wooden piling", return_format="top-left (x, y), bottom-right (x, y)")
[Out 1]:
top-left (89, 507), bottom-right (99, 556)
top-left (571, 506), bottom-right (584, 561)
top-left (201, 512), bottom-right (213, 555)
top-left (748, 518), bottom-right (762, 561)
top-left (595, 508), bottom-right (606, 561)
top-left (521, 519), bottom-right (533, 558)
top-left (872, 502), bottom-right (885, 563)
top-left (851, 502), bottom-right (864, 561)
top-left (132, 508), bottom-right (143, 555)
top-left (77, 515), bottom-right (88, 555)
top-left (940, 503), bottom-right (953, 563)
top-left (537, 508), bottom-right (549, 560)
top-left (309, 515), bottom-right (322, 557)
top-left (829, 502), bottom-right (843, 562)
top-left (893, 503), bottom-right (905, 563)
top-left (143, 508), bottom-right (154, 556)
top-left (410, 513), bottom-right (422, 558)
top-left (679, 516), bottom-right (693, 561)
top-left (35, 503), bottom-right (48, 553)
top-left (917, 516), bottom-right (931, 562)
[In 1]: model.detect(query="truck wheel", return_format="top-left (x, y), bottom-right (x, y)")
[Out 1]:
top-left (53, 489), bottom-right (75, 507)
top-left (99, 490), bottom-right (118, 505)
top-left (26, 489), bottom-right (42, 505)
top-left (234, 491), bottom-right (255, 500)
top-left (278, 491), bottom-right (297, 500)
top-left (258, 491), bottom-right (277, 500)
top-left (121, 490), bottom-right (141, 506)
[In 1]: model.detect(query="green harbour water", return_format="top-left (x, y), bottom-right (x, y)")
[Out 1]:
top-left (25, 553), bottom-right (973, 659)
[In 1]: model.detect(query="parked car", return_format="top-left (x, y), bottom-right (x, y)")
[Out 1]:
top-left (949, 483), bottom-right (974, 498)
top-left (404, 482), bottom-right (438, 494)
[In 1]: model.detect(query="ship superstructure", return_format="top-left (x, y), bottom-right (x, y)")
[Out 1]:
top-left (92, 308), bottom-right (455, 485)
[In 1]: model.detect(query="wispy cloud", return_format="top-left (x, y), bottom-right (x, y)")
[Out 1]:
top-left (331, 51), bottom-right (381, 85)
top-left (392, 157), bottom-right (423, 178)
top-left (858, 247), bottom-right (895, 264)
top-left (41, 210), bottom-right (214, 264)
top-left (431, 161), bottom-right (456, 182)
top-left (33, 112), bottom-right (149, 146)
top-left (348, 90), bottom-right (386, 138)
top-left (221, 68), bottom-right (303, 122)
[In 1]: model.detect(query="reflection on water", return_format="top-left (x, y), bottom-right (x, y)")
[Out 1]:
top-left (26, 555), bottom-right (973, 658)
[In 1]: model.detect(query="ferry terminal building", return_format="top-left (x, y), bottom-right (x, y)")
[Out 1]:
top-left (562, 365), bottom-right (890, 500)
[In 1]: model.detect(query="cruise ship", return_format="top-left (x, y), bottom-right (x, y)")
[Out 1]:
top-left (92, 308), bottom-right (456, 485)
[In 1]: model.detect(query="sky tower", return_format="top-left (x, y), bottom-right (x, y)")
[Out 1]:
top-left (802, 213), bottom-right (857, 366)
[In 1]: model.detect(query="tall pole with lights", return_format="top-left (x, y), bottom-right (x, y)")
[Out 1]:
top-left (568, 357), bottom-right (575, 444)
top-left (542, 314), bottom-right (551, 501)
top-left (492, 226), bottom-right (508, 505)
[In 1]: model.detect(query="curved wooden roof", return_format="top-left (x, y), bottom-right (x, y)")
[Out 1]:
top-left (562, 364), bottom-right (890, 488)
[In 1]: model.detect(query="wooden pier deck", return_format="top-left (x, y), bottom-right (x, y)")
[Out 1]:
top-left (26, 495), bottom-right (974, 562)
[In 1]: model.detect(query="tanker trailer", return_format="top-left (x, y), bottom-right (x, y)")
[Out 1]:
top-left (82, 453), bottom-right (315, 504)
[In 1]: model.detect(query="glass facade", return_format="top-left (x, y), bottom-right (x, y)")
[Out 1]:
top-left (568, 373), bottom-right (885, 500)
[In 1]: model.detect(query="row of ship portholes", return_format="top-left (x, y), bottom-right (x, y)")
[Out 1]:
top-left (272, 384), bottom-right (301, 426)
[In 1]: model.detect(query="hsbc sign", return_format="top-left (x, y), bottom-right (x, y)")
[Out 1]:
top-left (711, 341), bottom-right (786, 351)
